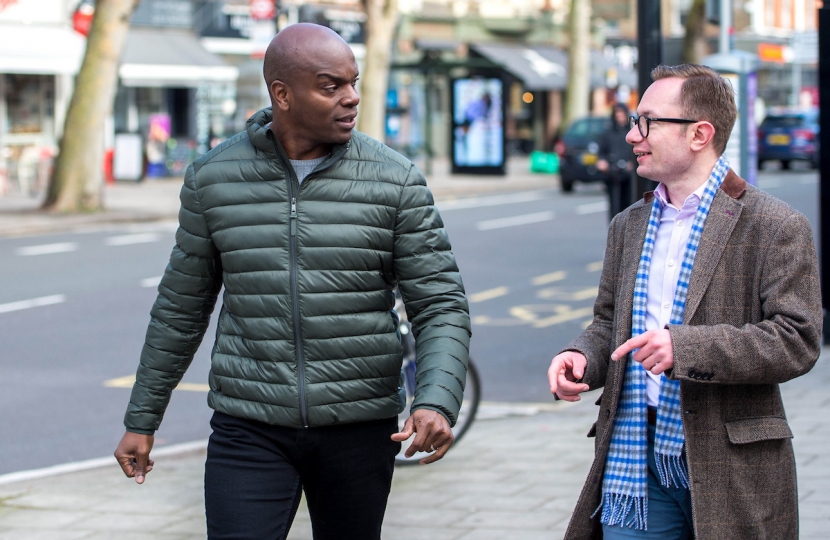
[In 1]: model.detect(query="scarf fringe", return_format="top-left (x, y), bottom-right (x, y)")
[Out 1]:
top-left (594, 492), bottom-right (648, 531)
top-left (655, 451), bottom-right (690, 489)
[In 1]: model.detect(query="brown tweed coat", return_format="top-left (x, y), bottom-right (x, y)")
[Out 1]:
top-left (562, 170), bottom-right (822, 540)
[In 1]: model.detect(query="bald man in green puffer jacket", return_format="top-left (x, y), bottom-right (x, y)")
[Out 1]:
top-left (115, 23), bottom-right (470, 540)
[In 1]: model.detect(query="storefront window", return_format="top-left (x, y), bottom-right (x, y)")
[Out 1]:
top-left (4, 74), bottom-right (54, 135)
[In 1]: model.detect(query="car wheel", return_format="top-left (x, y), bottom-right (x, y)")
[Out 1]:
top-left (781, 160), bottom-right (791, 170)
top-left (561, 177), bottom-right (574, 193)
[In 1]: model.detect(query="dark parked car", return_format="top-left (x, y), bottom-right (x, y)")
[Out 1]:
top-left (554, 116), bottom-right (611, 192)
top-left (757, 108), bottom-right (820, 170)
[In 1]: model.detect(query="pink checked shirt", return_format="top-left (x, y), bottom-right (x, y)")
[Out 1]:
top-left (644, 181), bottom-right (709, 406)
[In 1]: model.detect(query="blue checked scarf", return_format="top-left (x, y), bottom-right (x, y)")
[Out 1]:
top-left (597, 156), bottom-right (729, 530)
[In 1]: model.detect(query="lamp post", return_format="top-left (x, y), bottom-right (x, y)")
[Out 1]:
top-left (635, 0), bottom-right (662, 196)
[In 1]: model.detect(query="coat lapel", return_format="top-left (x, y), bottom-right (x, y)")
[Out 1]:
top-left (682, 184), bottom-right (743, 322)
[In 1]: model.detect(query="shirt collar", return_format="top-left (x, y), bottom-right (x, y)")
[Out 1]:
top-left (654, 180), bottom-right (709, 210)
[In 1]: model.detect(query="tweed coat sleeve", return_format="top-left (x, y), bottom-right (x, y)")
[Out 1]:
top-left (561, 208), bottom-right (632, 390)
top-left (393, 164), bottom-right (472, 426)
top-left (668, 191), bottom-right (822, 385)
top-left (124, 164), bottom-right (223, 434)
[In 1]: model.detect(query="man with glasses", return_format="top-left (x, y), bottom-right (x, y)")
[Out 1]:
top-left (548, 64), bottom-right (821, 539)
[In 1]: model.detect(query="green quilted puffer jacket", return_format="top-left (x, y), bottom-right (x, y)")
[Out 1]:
top-left (124, 108), bottom-right (471, 434)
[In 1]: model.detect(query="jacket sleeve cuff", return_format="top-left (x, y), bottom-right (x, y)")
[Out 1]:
top-left (409, 405), bottom-right (453, 427)
top-left (125, 427), bottom-right (155, 436)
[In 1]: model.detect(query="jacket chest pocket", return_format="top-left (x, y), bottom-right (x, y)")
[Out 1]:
top-left (724, 416), bottom-right (793, 444)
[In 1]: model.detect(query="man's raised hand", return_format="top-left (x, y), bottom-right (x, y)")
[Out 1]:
top-left (548, 351), bottom-right (590, 401)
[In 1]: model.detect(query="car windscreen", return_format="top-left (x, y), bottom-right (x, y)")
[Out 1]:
top-left (566, 119), bottom-right (606, 138)
top-left (761, 116), bottom-right (808, 129)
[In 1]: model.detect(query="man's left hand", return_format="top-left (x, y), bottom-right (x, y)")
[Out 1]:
top-left (391, 409), bottom-right (454, 465)
top-left (611, 329), bottom-right (674, 375)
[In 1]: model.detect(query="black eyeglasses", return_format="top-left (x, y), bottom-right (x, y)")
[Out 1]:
top-left (628, 115), bottom-right (699, 138)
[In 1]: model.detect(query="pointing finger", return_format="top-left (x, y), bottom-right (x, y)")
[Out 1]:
top-left (611, 334), bottom-right (648, 361)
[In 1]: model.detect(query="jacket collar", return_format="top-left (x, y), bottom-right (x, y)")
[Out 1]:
top-left (246, 107), bottom-right (351, 166)
top-left (642, 168), bottom-right (747, 204)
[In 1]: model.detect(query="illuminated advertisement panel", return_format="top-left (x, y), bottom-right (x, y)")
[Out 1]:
top-left (451, 76), bottom-right (505, 175)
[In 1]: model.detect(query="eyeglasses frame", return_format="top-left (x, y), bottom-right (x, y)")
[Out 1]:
top-left (628, 115), bottom-right (699, 138)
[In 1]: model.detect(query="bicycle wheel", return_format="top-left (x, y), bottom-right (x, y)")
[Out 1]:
top-left (394, 358), bottom-right (481, 465)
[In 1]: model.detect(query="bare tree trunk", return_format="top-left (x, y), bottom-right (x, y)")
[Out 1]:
top-left (682, 0), bottom-right (708, 64)
top-left (563, 0), bottom-right (591, 129)
top-left (42, 0), bottom-right (139, 213)
top-left (357, 0), bottom-right (398, 141)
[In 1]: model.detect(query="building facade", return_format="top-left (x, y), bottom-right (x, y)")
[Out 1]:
top-left (0, 0), bottom-right (84, 194)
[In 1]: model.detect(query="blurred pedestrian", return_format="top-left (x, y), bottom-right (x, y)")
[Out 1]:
top-left (597, 103), bottom-right (634, 220)
top-left (548, 64), bottom-right (821, 539)
top-left (114, 23), bottom-right (471, 540)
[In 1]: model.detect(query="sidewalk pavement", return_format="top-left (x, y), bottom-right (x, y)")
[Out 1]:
top-left (0, 156), bottom-right (561, 238)
top-left (1, 348), bottom-right (828, 539)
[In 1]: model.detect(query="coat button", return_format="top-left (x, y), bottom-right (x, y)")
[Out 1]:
top-left (688, 369), bottom-right (697, 377)
top-left (706, 373), bottom-right (714, 380)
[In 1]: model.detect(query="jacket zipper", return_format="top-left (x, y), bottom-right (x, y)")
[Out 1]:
top-left (286, 180), bottom-right (308, 427)
top-left (268, 131), bottom-right (350, 428)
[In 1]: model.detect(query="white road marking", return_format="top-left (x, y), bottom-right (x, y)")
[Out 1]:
top-left (16, 243), bottom-right (78, 256)
top-left (0, 398), bottom-right (577, 485)
top-left (468, 286), bottom-right (509, 303)
top-left (531, 271), bottom-right (566, 286)
top-left (510, 304), bottom-right (595, 328)
top-left (437, 191), bottom-right (549, 211)
top-left (576, 201), bottom-right (608, 215)
top-left (477, 211), bottom-right (554, 231)
top-left (586, 261), bottom-right (604, 272)
top-left (0, 295), bottom-right (66, 314)
top-left (0, 440), bottom-right (208, 486)
top-left (105, 233), bottom-right (161, 246)
top-left (140, 276), bottom-right (162, 288)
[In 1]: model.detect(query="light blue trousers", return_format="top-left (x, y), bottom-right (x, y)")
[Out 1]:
top-left (602, 423), bottom-right (694, 540)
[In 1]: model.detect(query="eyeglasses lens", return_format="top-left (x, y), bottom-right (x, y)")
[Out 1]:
top-left (629, 116), bottom-right (647, 138)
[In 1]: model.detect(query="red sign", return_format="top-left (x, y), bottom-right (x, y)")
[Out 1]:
top-left (73, 3), bottom-right (95, 37)
top-left (0, 0), bottom-right (19, 11)
top-left (250, 0), bottom-right (275, 20)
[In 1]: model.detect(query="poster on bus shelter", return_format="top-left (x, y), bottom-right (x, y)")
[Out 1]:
top-left (451, 77), bottom-right (505, 175)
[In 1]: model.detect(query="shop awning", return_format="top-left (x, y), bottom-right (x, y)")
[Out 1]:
top-left (120, 29), bottom-right (239, 88)
top-left (471, 43), bottom-right (637, 91)
top-left (0, 24), bottom-right (85, 75)
top-left (471, 43), bottom-right (568, 90)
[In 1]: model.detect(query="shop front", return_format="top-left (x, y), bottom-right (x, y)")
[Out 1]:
top-left (112, 27), bottom-right (239, 179)
top-left (0, 0), bottom-right (85, 196)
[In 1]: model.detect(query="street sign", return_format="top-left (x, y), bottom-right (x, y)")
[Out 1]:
top-left (249, 0), bottom-right (275, 21)
top-left (72, 2), bottom-right (94, 37)
top-left (793, 31), bottom-right (818, 64)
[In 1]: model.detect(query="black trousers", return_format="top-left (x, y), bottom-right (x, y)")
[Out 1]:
top-left (204, 411), bottom-right (401, 540)
top-left (604, 170), bottom-right (633, 221)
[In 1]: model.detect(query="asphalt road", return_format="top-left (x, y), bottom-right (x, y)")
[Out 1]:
top-left (0, 168), bottom-right (819, 475)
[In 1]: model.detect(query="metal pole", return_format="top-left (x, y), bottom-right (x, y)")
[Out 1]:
top-left (635, 0), bottom-right (662, 196)
top-left (424, 72), bottom-right (433, 176)
top-left (719, 0), bottom-right (731, 53)
top-left (819, 6), bottom-right (830, 343)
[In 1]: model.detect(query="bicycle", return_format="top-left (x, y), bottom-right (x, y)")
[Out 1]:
top-left (394, 295), bottom-right (481, 465)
